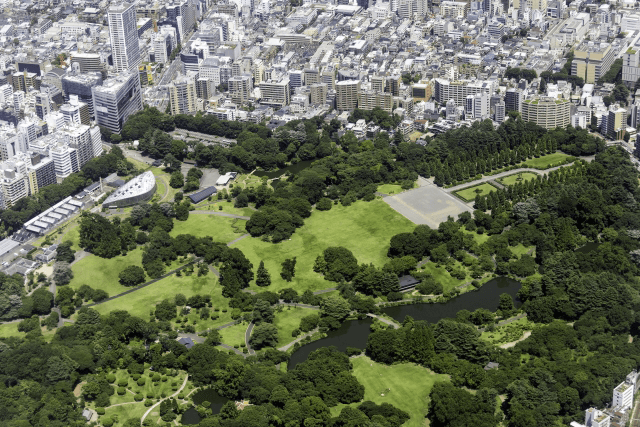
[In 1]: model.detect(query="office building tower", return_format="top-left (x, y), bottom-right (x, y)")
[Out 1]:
top-left (153, 31), bottom-right (174, 64)
top-left (166, 0), bottom-right (196, 43)
top-left (465, 93), bottom-right (490, 120)
top-left (108, 2), bottom-right (141, 72)
top-left (70, 53), bottom-right (104, 74)
top-left (495, 100), bottom-right (506, 123)
top-left (522, 97), bottom-right (570, 129)
top-left (572, 41), bottom-right (616, 85)
top-left (60, 96), bottom-right (90, 126)
top-left (289, 70), bottom-right (304, 93)
top-left (336, 80), bottom-right (360, 111)
top-left (602, 106), bottom-right (628, 140)
top-left (92, 72), bottom-right (143, 133)
top-left (259, 77), bottom-right (291, 108)
top-left (504, 88), bottom-right (522, 113)
top-left (169, 72), bottom-right (198, 115)
top-left (62, 73), bottom-right (103, 119)
top-left (35, 93), bottom-right (51, 120)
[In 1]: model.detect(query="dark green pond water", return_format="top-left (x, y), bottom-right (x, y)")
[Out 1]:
top-left (253, 160), bottom-right (313, 179)
top-left (288, 277), bottom-right (521, 369)
top-left (181, 388), bottom-right (229, 425)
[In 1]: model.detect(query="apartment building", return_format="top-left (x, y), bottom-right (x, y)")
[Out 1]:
top-left (521, 97), bottom-right (571, 129)
top-left (434, 78), bottom-right (496, 106)
top-left (169, 72), bottom-right (198, 115)
top-left (260, 77), bottom-right (291, 108)
top-left (572, 41), bottom-right (616, 84)
top-left (336, 80), bottom-right (360, 111)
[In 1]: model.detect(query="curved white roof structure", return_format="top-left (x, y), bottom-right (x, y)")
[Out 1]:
top-left (103, 171), bottom-right (156, 207)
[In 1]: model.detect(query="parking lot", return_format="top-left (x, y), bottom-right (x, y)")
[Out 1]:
top-left (384, 179), bottom-right (473, 228)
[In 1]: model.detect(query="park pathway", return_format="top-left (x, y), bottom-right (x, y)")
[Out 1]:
top-left (245, 322), bottom-right (256, 356)
top-left (278, 327), bottom-right (319, 352)
top-left (366, 313), bottom-right (400, 329)
top-left (228, 233), bottom-right (250, 246)
top-left (141, 374), bottom-right (189, 424)
top-left (444, 159), bottom-right (587, 194)
top-left (313, 287), bottom-right (336, 295)
top-left (190, 211), bottom-right (251, 220)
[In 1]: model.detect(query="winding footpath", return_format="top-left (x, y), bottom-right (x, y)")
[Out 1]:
top-left (141, 374), bottom-right (189, 424)
top-left (245, 322), bottom-right (256, 356)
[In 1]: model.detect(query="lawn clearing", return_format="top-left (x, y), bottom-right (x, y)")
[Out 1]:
top-left (192, 199), bottom-right (255, 217)
top-left (69, 248), bottom-right (145, 296)
top-left (462, 228), bottom-right (490, 245)
top-left (377, 182), bottom-right (415, 195)
top-left (92, 274), bottom-right (218, 317)
top-left (497, 172), bottom-right (540, 186)
top-left (171, 285), bottom-right (234, 331)
top-left (170, 215), bottom-right (247, 244)
top-left (0, 323), bottom-right (56, 341)
top-left (274, 306), bottom-right (319, 348)
top-left (419, 261), bottom-right (470, 292)
top-left (510, 243), bottom-right (533, 257)
top-left (234, 200), bottom-right (414, 292)
top-left (219, 322), bottom-right (248, 348)
top-left (519, 152), bottom-right (573, 169)
top-left (454, 183), bottom-right (498, 202)
top-left (330, 356), bottom-right (449, 427)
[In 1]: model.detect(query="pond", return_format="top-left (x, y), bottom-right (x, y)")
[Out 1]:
top-left (181, 388), bottom-right (230, 425)
top-left (288, 277), bottom-right (521, 369)
top-left (253, 160), bottom-right (313, 179)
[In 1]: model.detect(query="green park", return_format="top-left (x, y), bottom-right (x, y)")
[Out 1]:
top-left (453, 182), bottom-right (498, 202)
top-left (496, 171), bottom-right (540, 186)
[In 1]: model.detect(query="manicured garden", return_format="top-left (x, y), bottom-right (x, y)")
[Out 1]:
top-left (454, 183), bottom-right (498, 202)
top-left (497, 172), bottom-right (540, 186)
top-left (69, 248), bottom-right (145, 296)
top-left (170, 215), bottom-right (247, 244)
top-left (234, 200), bottom-right (414, 292)
top-left (519, 152), bottom-right (573, 169)
top-left (330, 356), bottom-right (449, 427)
top-left (169, 285), bottom-right (234, 332)
top-left (219, 322), bottom-right (248, 348)
top-left (92, 273), bottom-right (218, 318)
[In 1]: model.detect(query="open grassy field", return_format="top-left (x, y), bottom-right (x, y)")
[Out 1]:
top-left (274, 306), bottom-right (318, 348)
top-left (419, 261), bottom-right (469, 292)
top-left (170, 215), bottom-right (247, 244)
top-left (497, 172), bottom-right (540, 186)
top-left (170, 285), bottom-right (234, 331)
top-left (69, 248), bottom-right (145, 296)
top-left (93, 274), bottom-right (218, 317)
top-left (454, 183), bottom-right (498, 202)
top-left (101, 403), bottom-right (148, 426)
top-left (192, 199), bottom-right (255, 217)
top-left (510, 243), bottom-right (534, 257)
top-left (219, 322), bottom-right (248, 347)
top-left (330, 356), bottom-right (449, 427)
top-left (519, 152), bottom-right (573, 169)
top-left (235, 174), bottom-right (268, 190)
top-left (0, 322), bottom-right (57, 341)
top-left (462, 228), bottom-right (490, 245)
top-left (234, 200), bottom-right (414, 292)
top-left (377, 182), bottom-right (416, 195)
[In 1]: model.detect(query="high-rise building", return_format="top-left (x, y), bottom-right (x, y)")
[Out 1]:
top-left (259, 77), bottom-right (291, 108)
top-left (62, 73), bottom-right (102, 119)
top-left (336, 80), bottom-right (360, 111)
top-left (289, 70), bottom-right (304, 93)
top-left (623, 46), bottom-right (640, 88)
top-left (602, 105), bottom-right (627, 140)
top-left (70, 53), bottom-right (104, 74)
top-left (434, 78), bottom-right (496, 106)
top-left (572, 41), bottom-right (616, 85)
top-left (310, 83), bottom-right (328, 105)
top-left (504, 88), bottom-right (522, 113)
top-left (60, 96), bottom-right (91, 126)
top-left (108, 2), bottom-right (141, 73)
top-left (35, 93), bottom-right (51, 120)
top-left (521, 97), bottom-right (570, 129)
top-left (153, 31), bottom-right (174, 64)
top-left (228, 74), bottom-right (253, 104)
top-left (359, 91), bottom-right (393, 113)
top-left (0, 162), bottom-right (28, 207)
top-left (513, 0), bottom-right (547, 12)
top-left (166, 0), bottom-right (196, 43)
top-left (465, 92), bottom-right (490, 119)
top-left (23, 153), bottom-right (56, 195)
top-left (92, 72), bottom-right (143, 133)
top-left (169, 72), bottom-right (198, 115)
top-left (494, 100), bottom-right (506, 123)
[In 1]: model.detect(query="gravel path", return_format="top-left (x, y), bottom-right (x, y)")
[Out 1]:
top-left (141, 374), bottom-right (189, 423)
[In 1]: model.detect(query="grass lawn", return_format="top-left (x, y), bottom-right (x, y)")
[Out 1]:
top-left (480, 317), bottom-right (535, 345)
top-left (419, 261), bottom-right (469, 292)
top-left (170, 215), bottom-right (247, 244)
top-left (462, 228), bottom-right (490, 245)
top-left (519, 152), bottom-right (572, 169)
top-left (58, 225), bottom-right (81, 251)
top-left (234, 200), bottom-right (414, 292)
top-left (454, 183), bottom-right (498, 202)
top-left (510, 244), bottom-right (533, 257)
top-left (330, 356), bottom-right (449, 427)
top-left (0, 323), bottom-right (56, 341)
top-left (219, 322), bottom-right (248, 347)
top-left (154, 175), bottom-right (167, 200)
top-left (377, 182), bottom-right (416, 195)
top-left (102, 403), bottom-right (148, 426)
top-left (93, 274), bottom-right (218, 318)
top-left (193, 199), bottom-right (255, 217)
top-left (235, 174), bottom-right (268, 189)
top-left (497, 172), bottom-right (540, 186)
top-left (408, 131), bottom-right (423, 142)
top-left (69, 248), bottom-right (145, 296)
top-left (273, 306), bottom-right (318, 348)
top-left (171, 285), bottom-right (234, 331)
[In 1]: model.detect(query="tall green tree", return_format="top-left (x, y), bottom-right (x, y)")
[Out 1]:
top-left (256, 261), bottom-right (271, 287)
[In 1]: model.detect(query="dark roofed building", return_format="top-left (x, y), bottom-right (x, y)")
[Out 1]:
top-left (189, 186), bottom-right (218, 204)
top-left (398, 275), bottom-right (420, 291)
top-left (178, 337), bottom-right (195, 349)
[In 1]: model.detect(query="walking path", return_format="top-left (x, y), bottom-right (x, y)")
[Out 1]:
top-left (245, 322), bottom-right (256, 356)
top-left (141, 374), bottom-right (189, 424)
top-left (445, 165), bottom-right (567, 193)
top-left (313, 287), bottom-right (337, 295)
top-left (366, 313), bottom-right (400, 329)
top-left (278, 327), bottom-right (319, 352)
top-left (227, 233), bottom-right (250, 246)
top-left (499, 331), bottom-right (532, 349)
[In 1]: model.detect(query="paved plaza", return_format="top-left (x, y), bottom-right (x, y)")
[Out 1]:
top-left (384, 181), bottom-right (473, 228)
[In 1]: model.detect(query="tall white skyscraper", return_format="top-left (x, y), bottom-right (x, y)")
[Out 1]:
top-left (108, 2), bottom-right (141, 73)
